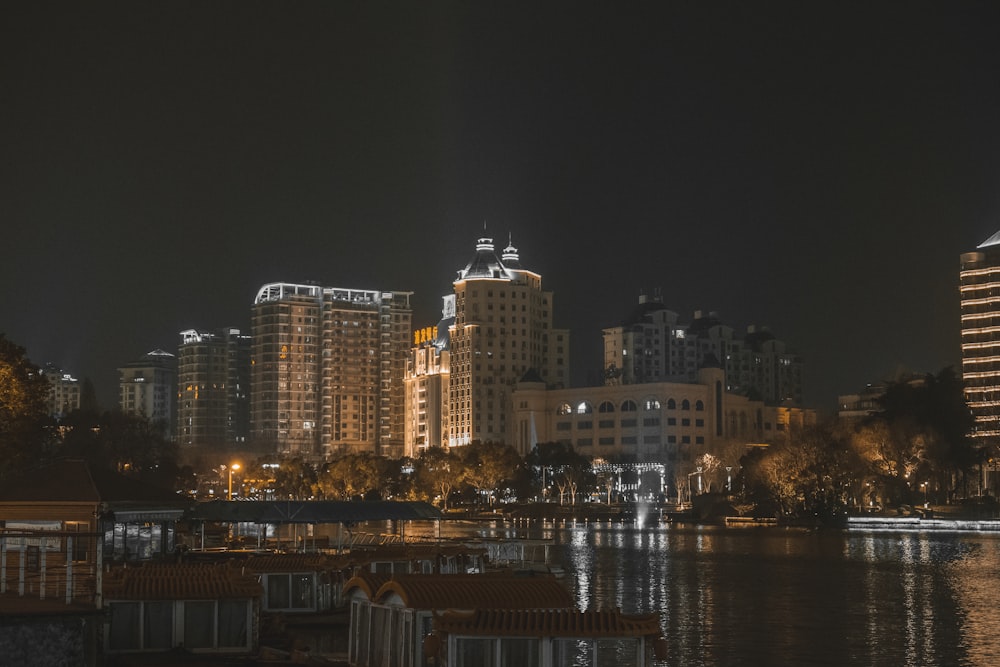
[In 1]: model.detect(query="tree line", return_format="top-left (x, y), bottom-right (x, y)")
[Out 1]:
top-left (2, 333), bottom-right (987, 521)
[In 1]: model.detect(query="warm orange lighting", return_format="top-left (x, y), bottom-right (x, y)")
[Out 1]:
top-left (228, 463), bottom-right (242, 500)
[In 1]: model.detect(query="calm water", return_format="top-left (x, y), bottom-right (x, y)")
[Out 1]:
top-left (424, 518), bottom-right (1000, 667)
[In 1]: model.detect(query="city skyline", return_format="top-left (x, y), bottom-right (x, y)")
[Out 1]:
top-left (4, 3), bottom-right (1000, 415)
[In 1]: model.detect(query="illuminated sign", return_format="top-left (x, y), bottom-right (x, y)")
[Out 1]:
top-left (413, 326), bottom-right (439, 345)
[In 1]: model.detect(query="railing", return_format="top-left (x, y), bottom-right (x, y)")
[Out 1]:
top-left (0, 530), bottom-right (102, 606)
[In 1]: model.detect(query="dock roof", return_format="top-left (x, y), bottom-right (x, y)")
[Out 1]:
top-left (188, 499), bottom-right (442, 524)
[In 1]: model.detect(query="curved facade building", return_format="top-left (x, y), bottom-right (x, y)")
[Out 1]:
top-left (960, 231), bottom-right (1000, 441)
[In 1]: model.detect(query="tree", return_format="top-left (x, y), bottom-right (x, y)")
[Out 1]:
top-left (741, 421), bottom-right (863, 521)
top-left (412, 446), bottom-right (465, 510)
top-left (316, 453), bottom-right (391, 500)
top-left (0, 335), bottom-right (52, 477)
top-left (459, 441), bottom-right (522, 506)
top-left (868, 368), bottom-right (976, 502)
top-left (59, 409), bottom-right (178, 482)
top-left (526, 442), bottom-right (593, 503)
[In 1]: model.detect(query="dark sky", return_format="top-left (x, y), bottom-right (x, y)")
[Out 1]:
top-left (4, 2), bottom-right (1000, 416)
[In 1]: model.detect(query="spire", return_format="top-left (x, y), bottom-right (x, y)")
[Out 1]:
top-left (502, 232), bottom-right (521, 268)
top-left (458, 232), bottom-right (509, 281)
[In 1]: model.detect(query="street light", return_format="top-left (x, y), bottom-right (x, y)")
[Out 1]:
top-left (228, 463), bottom-right (241, 500)
top-left (922, 481), bottom-right (928, 508)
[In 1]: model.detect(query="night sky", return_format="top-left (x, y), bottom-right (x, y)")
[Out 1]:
top-left (4, 2), bottom-right (1000, 416)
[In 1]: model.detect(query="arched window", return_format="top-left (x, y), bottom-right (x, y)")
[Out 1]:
top-left (681, 399), bottom-right (691, 410)
top-left (598, 401), bottom-right (615, 413)
top-left (644, 398), bottom-right (661, 411)
top-left (621, 400), bottom-right (638, 412)
top-left (557, 403), bottom-right (572, 416)
top-left (576, 401), bottom-right (593, 415)
top-left (666, 398), bottom-right (676, 410)
top-left (695, 400), bottom-right (705, 411)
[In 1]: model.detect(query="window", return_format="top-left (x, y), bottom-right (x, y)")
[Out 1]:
top-left (218, 599), bottom-right (249, 648)
top-left (695, 400), bottom-right (705, 411)
top-left (185, 601), bottom-right (216, 649)
top-left (598, 401), bottom-right (615, 413)
top-left (681, 399), bottom-right (691, 410)
top-left (644, 398), bottom-right (661, 410)
top-left (501, 638), bottom-right (538, 664)
top-left (266, 573), bottom-right (315, 610)
top-left (144, 601), bottom-right (173, 649)
top-left (455, 638), bottom-right (495, 667)
top-left (621, 400), bottom-right (637, 412)
top-left (556, 403), bottom-right (573, 416)
top-left (109, 602), bottom-right (141, 650)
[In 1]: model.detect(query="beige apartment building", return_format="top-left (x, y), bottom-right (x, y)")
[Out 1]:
top-left (251, 282), bottom-right (412, 459)
top-left (446, 236), bottom-right (569, 450)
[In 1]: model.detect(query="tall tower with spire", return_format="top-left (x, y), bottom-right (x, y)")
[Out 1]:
top-left (447, 233), bottom-right (569, 452)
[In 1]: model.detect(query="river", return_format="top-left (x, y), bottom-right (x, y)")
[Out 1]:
top-left (412, 517), bottom-right (1000, 667)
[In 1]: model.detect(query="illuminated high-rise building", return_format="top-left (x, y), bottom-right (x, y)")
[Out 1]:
top-left (118, 349), bottom-right (177, 435)
top-left (403, 296), bottom-right (453, 457)
top-left (448, 235), bottom-right (569, 453)
top-left (250, 282), bottom-right (413, 459)
top-left (960, 231), bottom-right (1000, 442)
top-left (177, 328), bottom-right (251, 451)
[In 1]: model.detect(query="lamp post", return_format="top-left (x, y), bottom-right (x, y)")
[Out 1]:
top-left (726, 466), bottom-right (733, 493)
top-left (228, 463), bottom-right (241, 500)
top-left (922, 481), bottom-right (928, 508)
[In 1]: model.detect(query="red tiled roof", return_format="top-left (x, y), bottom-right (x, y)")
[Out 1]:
top-left (103, 563), bottom-right (262, 601)
top-left (372, 573), bottom-right (574, 611)
top-left (434, 608), bottom-right (662, 638)
top-left (342, 571), bottom-right (394, 600)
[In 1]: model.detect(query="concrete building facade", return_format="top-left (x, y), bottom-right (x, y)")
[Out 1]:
top-left (512, 366), bottom-right (815, 489)
top-left (960, 231), bottom-right (1000, 442)
top-left (117, 349), bottom-right (177, 435)
top-left (41, 363), bottom-right (81, 419)
top-left (403, 298), bottom-right (451, 458)
top-left (447, 236), bottom-right (569, 451)
top-left (250, 282), bottom-right (412, 459)
top-left (603, 295), bottom-right (804, 406)
top-left (176, 327), bottom-right (251, 452)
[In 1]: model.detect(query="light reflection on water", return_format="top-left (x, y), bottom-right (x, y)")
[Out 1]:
top-left (362, 518), bottom-right (1000, 666)
top-left (428, 518), bottom-right (1000, 667)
